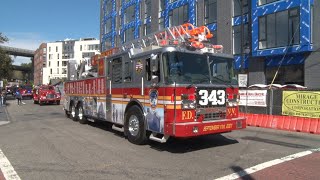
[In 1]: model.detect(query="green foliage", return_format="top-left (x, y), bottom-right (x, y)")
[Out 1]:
top-left (0, 33), bottom-right (13, 80)
top-left (0, 33), bottom-right (9, 43)
top-left (0, 47), bottom-right (13, 80)
top-left (20, 62), bottom-right (32, 68)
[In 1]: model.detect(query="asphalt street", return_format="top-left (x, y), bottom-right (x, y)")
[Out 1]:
top-left (0, 97), bottom-right (320, 180)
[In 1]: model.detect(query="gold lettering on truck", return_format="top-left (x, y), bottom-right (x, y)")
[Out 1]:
top-left (182, 111), bottom-right (193, 120)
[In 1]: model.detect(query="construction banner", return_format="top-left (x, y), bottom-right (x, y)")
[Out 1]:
top-left (239, 90), bottom-right (267, 107)
top-left (282, 91), bottom-right (320, 118)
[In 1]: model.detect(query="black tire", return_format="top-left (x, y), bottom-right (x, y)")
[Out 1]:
top-left (125, 105), bottom-right (147, 145)
top-left (56, 100), bottom-right (60, 105)
top-left (34, 100), bottom-right (37, 104)
top-left (71, 105), bottom-right (78, 121)
top-left (39, 101), bottom-right (44, 106)
top-left (78, 104), bottom-right (88, 124)
top-left (65, 110), bottom-right (70, 118)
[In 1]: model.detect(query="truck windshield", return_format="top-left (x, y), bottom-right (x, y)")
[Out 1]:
top-left (163, 52), bottom-right (237, 85)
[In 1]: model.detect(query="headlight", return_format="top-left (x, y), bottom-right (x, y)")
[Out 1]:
top-left (181, 100), bottom-right (196, 109)
top-left (227, 101), bottom-right (238, 107)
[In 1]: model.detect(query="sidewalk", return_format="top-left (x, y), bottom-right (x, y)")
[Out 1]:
top-left (0, 105), bottom-right (9, 126)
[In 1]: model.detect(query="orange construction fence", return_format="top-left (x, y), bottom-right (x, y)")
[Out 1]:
top-left (239, 112), bottom-right (320, 135)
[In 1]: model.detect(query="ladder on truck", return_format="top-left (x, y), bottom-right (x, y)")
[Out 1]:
top-left (101, 23), bottom-right (224, 59)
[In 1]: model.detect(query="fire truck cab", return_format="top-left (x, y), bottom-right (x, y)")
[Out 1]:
top-left (63, 24), bottom-right (246, 144)
top-left (33, 85), bottom-right (61, 105)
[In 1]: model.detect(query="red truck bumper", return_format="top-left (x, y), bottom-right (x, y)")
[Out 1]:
top-left (170, 117), bottom-right (246, 137)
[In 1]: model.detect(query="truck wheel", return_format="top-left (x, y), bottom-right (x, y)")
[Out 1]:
top-left (71, 105), bottom-right (78, 121)
top-left (125, 105), bottom-right (147, 145)
top-left (56, 100), bottom-right (60, 105)
top-left (78, 104), bottom-right (87, 124)
top-left (39, 101), bottom-right (44, 106)
top-left (65, 110), bottom-right (70, 118)
top-left (34, 100), bottom-right (37, 104)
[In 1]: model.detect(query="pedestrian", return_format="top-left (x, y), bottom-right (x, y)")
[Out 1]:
top-left (16, 88), bottom-right (22, 105)
top-left (0, 90), bottom-right (3, 107)
top-left (1, 90), bottom-right (6, 106)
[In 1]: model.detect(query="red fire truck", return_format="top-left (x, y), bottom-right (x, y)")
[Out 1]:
top-left (63, 24), bottom-right (246, 144)
top-left (33, 85), bottom-right (61, 105)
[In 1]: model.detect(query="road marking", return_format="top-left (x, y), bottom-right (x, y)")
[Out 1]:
top-left (0, 122), bottom-right (10, 126)
top-left (0, 149), bottom-right (21, 180)
top-left (215, 148), bottom-right (320, 180)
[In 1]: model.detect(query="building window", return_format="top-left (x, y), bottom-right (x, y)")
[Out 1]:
top-left (50, 69), bottom-right (52, 74)
top-left (144, 23), bottom-right (152, 36)
top-left (56, 46), bottom-right (58, 52)
top-left (62, 68), bottom-right (67, 74)
top-left (259, 0), bottom-right (281, 6)
top-left (124, 27), bottom-right (135, 42)
top-left (62, 61), bottom-right (67, 66)
top-left (57, 61), bottom-right (60, 67)
top-left (124, 5), bottom-right (135, 24)
top-left (105, 0), bottom-right (113, 15)
top-left (80, 45), bottom-right (82, 51)
top-left (105, 18), bottom-right (112, 34)
top-left (57, 53), bottom-right (60, 59)
top-left (144, 0), bottom-right (151, 19)
top-left (57, 68), bottom-right (59, 74)
top-left (233, 24), bottom-right (248, 55)
top-left (311, 5), bottom-right (314, 43)
top-left (169, 5), bottom-right (189, 27)
top-left (49, 61), bottom-right (51, 67)
top-left (233, 0), bottom-right (248, 17)
top-left (49, 47), bottom-right (51, 52)
top-left (288, 9), bottom-right (300, 45)
top-left (204, 0), bottom-right (217, 25)
top-left (259, 8), bottom-right (300, 49)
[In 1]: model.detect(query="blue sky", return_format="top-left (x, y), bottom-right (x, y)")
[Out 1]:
top-left (0, 0), bottom-right (100, 65)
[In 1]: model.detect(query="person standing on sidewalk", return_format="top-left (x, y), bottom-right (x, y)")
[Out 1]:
top-left (15, 88), bottom-right (22, 105)
top-left (0, 90), bottom-right (3, 107)
top-left (1, 90), bottom-right (6, 106)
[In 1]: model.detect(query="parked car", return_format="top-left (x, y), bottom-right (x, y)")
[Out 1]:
top-left (33, 85), bottom-right (61, 105)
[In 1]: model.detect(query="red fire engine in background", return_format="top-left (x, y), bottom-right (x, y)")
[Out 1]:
top-left (19, 85), bottom-right (33, 99)
top-left (63, 24), bottom-right (246, 144)
top-left (33, 85), bottom-right (61, 105)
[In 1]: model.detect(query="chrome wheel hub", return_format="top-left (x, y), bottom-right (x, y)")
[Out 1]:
top-left (78, 107), bottom-right (83, 120)
top-left (128, 115), bottom-right (139, 136)
top-left (71, 106), bottom-right (76, 117)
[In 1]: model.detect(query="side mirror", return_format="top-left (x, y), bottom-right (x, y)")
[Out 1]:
top-left (150, 54), bottom-right (158, 72)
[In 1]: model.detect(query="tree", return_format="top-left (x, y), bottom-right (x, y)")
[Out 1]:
top-left (20, 62), bottom-right (32, 69)
top-left (0, 33), bottom-right (13, 80)
top-left (0, 33), bottom-right (9, 43)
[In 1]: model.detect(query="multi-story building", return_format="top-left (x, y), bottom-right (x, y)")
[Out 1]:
top-left (34, 43), bottom-right (47, 85)
top-left (35, 38), bottom-right (100, 85)
top-left (100, 0), bottom-right (319, 87)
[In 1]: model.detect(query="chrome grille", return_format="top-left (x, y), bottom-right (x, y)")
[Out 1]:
top-left (196, 87), bottom-right (227, 121)
top-left (47, 94), bottom-right (55, 99)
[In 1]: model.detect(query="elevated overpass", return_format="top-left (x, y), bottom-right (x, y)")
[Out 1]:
top-left (0, 45), bottom-right (35, 81)
top-left (0, 45), bottom-right (34, 57)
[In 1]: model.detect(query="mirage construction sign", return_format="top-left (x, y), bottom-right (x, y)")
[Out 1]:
top-left (282, 91), bottom-right (320, 118)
